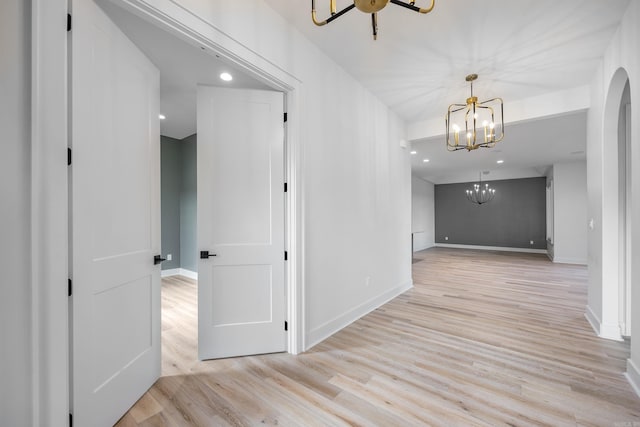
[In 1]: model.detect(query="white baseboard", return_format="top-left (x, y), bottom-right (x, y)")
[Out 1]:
top-left (626, 358), bottom-right (640, 399)
top-left (161, 268), bottom-right (198, 280)
top-left (305, 280), bottom-right (413, 350)
top-left (584, 305), bottom-right (601, 335)
top-left (161, 268), bottom-right (180, 278)
top-left (552, 257), bottom-right (587, 265)
top-left (434, 243), bottom-right (547, 254)
top-left (584, 305), bottom-right (623, 341)
top-left (413, 243), bottom-right (434, 252)
top-left (599, 321), bottom-right (624, 341)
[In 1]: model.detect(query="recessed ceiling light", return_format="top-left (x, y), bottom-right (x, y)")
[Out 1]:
top-left (410, 151), bottom-right (417, 155)
top-left (496, 160), bottom-right (504, 164)
top-left (423, 158), bottom-right (430, 163)
top-left (220, 72), bottom-right (233, 82)
top-left (159, 114), bottom-right (166, 120)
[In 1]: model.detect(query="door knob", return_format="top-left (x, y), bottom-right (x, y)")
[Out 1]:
top-left (200, 250), bottom-right (217, 259)
top-left (154, 254), bottom-right (166, 265)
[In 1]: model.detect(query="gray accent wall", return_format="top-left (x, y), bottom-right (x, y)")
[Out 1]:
top-left (180, 134), bottom-right (198, 272)
top-left (435, 177), bottom-right (546, 249)
top-left (160, 134), bottom-right (197, 272)
top-left (161, 136), bottom-right (182, 269)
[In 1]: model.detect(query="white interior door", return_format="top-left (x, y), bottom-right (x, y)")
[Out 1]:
top-left (197, 86), bottom-right (286, 360)
top-left (71, 0), bottom-right (161, 425)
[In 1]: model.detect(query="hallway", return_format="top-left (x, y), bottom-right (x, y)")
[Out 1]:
top-left (117, 248), bottom-right (640, 426)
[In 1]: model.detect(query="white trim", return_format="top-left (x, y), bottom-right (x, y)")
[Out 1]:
top-left (305, 281), bottom-right (413, 350)
top-left (413, 243), bottom-right (435, 253)
top-left (32, 0), bottom-right (69, 424)
top-left (585, 305), bottom-right (601, 336)
top-left (160, 268), bottom-right (197, 279)
top-left (434, 243), bottom-right (547, 254)
top-left (585, 305), bottom-right (624, 341)
top-left (112, 0), bottom-right (304, 355)
top-left (161, 268), bottom-right (181, 278)
top-left (599, 322), bottom-right (624, 341)
top-left (626, 359), bottom-right (640, 399)
top-left (552, 257), bottom-right (587, 265)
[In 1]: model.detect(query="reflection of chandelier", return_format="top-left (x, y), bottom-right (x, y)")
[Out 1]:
top-left (446, 74), bottom-right (504, 152)
top-left (311, 0), bottom-right (435, 40)
top-left (466, 173), bottom-right (496, 205)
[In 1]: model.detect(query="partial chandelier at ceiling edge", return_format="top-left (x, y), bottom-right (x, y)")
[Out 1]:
top-left (446, 74), bottom-right (504, 152)
top-left (311, 0), bottom-right (435, 40)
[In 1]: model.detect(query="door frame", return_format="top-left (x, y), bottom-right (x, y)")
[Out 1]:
top-left (31, 0), bottom-right (304, 423)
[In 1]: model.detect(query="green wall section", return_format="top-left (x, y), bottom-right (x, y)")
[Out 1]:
top-left (435, 177), bottom-right (547, 249)
top-left (160, 136), bottom-right (182, 270)
top-left (180, 134), bottom-right (198, 272)
top-left (160, 134), bottom-right (197, 272)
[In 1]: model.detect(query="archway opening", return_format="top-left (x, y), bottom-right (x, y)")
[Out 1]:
top-left (602, 67), bottom-right (631, 341)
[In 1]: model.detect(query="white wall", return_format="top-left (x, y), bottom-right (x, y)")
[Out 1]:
top-left (411, 176), bottom-right (435, 251)
top-left (586, 0), bottom-right (640, 395)
top-left (118, 0), bottom-right (412, 348)
top-left (0, 0), bottom-right (32, 424)
top-left (552, 162), bottom-right (588, 264)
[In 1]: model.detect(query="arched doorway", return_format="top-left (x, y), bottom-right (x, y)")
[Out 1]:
top-left (602, 67), bottom-right (632, 340)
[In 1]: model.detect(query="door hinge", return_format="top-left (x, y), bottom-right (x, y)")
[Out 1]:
top-left (67, 14), bottom-right (72, 32)
top-left (68, 279), bottom-right (72, 297)
top-left (284, 251), bottom-right (288, 261)
top-left (283, 112), bottom-right (288, 123)
top-left (284, 321), bottom-right (288, 331)
top-left (67, 148), bottom-right (72, 166)
top-left (284, 182), bottom-right (288, 193)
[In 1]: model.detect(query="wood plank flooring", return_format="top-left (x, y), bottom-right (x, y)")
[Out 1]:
top-left (116, 248), bottom-right (640, 426)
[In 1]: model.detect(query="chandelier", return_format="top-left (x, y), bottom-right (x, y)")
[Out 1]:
top-left (465, 173), bottom-right (496, 205)
top-left (446, 74), bottom-right (504, 152)
top-left (311, 0), bottom-right (435, 40)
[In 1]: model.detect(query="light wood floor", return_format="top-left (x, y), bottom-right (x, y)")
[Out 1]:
top-left (116, 248), bottom-right (640, 426)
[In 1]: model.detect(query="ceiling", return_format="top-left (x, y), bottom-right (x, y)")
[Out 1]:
top-left (103, 0), bottom-right (630, 182)
top-left (411, 111), bottom-right (586, 184)
top-left (100, 1), bottom-right (272, 140)
top-left (264, 0), bottom-right (629, 123)
top-left (263, 0), bottom-right (629, 182)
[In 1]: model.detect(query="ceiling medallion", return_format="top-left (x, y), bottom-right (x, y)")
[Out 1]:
top-left (446, 74), bottom-right (504, 152)
top-left (311, 0), bottom-right (435, 40)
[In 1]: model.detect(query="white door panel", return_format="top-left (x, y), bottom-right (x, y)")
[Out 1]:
top-left (197, 86), bottom-right (285, 360)
top-left (71, 0), bottom-right (161, 425)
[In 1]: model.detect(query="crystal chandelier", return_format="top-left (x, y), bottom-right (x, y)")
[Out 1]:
top-left (465, 173), bottom-right (496, 205)
top-left (446, 74), bottom-right (504, 152)
top-left (311, 0), bottom-right (435, 40)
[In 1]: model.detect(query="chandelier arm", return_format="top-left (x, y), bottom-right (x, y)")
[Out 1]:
top-left (371, 12), bottom-right (378, 40)
top-left (477, 97), bottom-right (502, 105)
top-left (389, 0), bottom-right (435, 14)
top-left (311, 1), bottom-right (356, 26)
